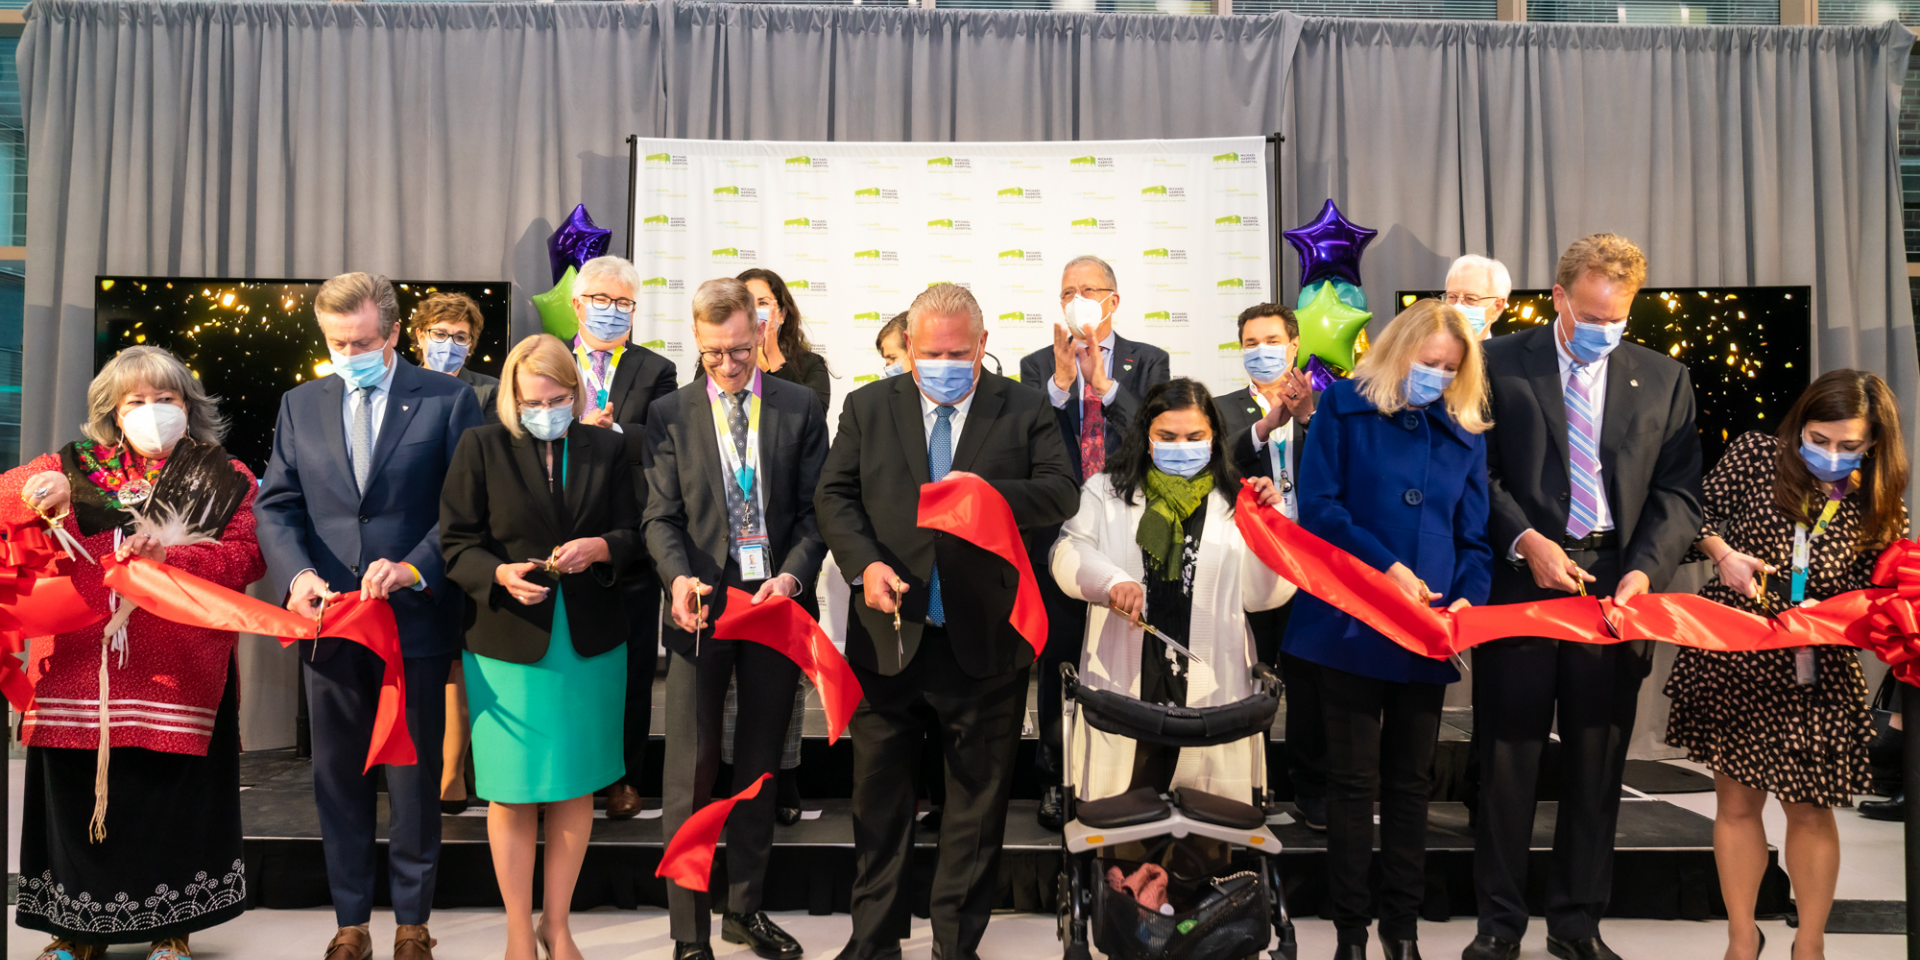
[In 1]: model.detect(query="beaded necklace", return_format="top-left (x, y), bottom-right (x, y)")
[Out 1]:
top-left (73, 442), bottom-right (166, 509)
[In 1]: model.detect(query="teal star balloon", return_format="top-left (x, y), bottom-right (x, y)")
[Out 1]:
top-left (534, 266), bottom-right (578, 341)
top-left (1294, 280), bottom-right (1372, 374)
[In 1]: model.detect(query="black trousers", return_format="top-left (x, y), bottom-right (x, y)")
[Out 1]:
top-left (305, 647), bottom-right (453, 927)
top-left (847, 627), bottom-right (1028, 957)
top-left (616, 584), bottom-right (662, 790)
top-left (661, 637), bottom-right (800, 942)
top-left (1473, 547), bottom-right (1651, 941)
top-left (1319, 664), bottom-right (1445, 944)
top-left (1273, 641), bottom-right (1326, 805)
top-left (1034, 570), bottom-right (1088, 782)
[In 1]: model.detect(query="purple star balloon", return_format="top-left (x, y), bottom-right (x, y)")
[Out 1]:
top-left (1283, 199), bottom-right (1378, 289)
top-left (548, 204), bottom-right (613, 283)
top-left (1304, 355), bottom-right (1344, 392)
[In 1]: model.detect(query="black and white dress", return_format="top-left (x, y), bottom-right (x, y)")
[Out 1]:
top-left (1665, 431), bottom-right (1900, 807)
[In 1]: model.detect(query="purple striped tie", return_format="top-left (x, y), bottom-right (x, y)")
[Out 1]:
top-left (1565, 369), bottom-right (1603, 539)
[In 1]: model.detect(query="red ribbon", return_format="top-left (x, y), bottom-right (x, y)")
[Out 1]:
top-left (655, 772), bottom-right (772, 893)
top-left (710, 586), bottom-right (863, 744)
top-left (0, 520), bottom-right (103, 710)
top-left (1233, 484), bottom-right (1920, 684)
top-left (915, 474), bottom-right (1048, 658)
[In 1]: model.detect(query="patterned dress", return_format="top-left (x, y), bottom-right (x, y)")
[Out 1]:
top-left (1665, 431), bottom-right (1901, 807)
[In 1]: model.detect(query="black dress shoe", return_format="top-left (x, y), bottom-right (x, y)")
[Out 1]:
top-left (830, 939), bottom-right (902, 960)
top-left (775, 805), bottom-right (802, 826)
top-left (1547, 935), bottom-right (1624, 960)
top-left (672, 942), bottom-right (716, 960)
top-left (1382, 937), bottom-right (1424, 960)
top-left (1037, 785), bottom-right (1067, 831)
top-left (1860, 793), bottom-right (1906, 822)
top-left (439, 796), bottom-right (470, 815)
top-left (1462, 934), bottom-right (1521, 960)
top-left (722, 912), bottom-right (803, 960)
top-left (1295, 795), bottom-right (1327, 831)
top-left (920, 805), bottom-right (943, 832)
top-left (1332, 944), bottom-right (1367, 960)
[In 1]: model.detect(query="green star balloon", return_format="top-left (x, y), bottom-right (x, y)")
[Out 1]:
top-left (534, 266), bottom-right (578, 341)
top-left (1294, 279), bottom-right (1372, 373)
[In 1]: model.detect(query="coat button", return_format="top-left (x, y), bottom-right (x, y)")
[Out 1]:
top-left (1403, 489), bottom-right (1424, 506)
top-left (359, 515), bottom-right (369, 523)
top-left (1401, 413), bottom-right (1420, 430)
top-left (1558, 493), bottom-right (1570, 503)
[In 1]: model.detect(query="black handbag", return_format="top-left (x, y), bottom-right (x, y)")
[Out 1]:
top-left (1093, 855), bottom-right (1272, 960)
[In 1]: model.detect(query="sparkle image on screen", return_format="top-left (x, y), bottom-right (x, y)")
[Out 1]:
top-left (1395, 287), bottom-right (1811, 471)
top-left (95, 277), bottom-right (512, 474)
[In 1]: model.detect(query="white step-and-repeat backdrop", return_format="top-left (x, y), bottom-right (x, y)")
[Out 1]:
top-left (629, 136), bottom-right (1273, 425)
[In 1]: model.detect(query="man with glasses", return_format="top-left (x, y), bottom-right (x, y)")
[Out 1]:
top-left (1443, 254), bottom-right (1514, 340)
top-left (1016, 254), bottom-right (1170, 830)
top-left (642, 278), bottom-right (827, 960)
top-left (568, 255), bottom-right (679, 821)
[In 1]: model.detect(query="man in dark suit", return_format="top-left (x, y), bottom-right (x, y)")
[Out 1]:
top-left (1017, 254), bottom-right (1171, 829)
top-left (255, 273), bottom-right (483, 960)
top-left (1467, 235), bottom-right (1703, 960)
top-left (567, 255), bottom-right (679, 820)
top-left (818, 283), bottom-right (1078, 960)
top-left (642, 278), bottom-right (828, 960)
top-left (1214, 302), bottom-right (1323, 828)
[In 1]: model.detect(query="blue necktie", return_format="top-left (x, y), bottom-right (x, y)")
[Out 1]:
top-left (927, 405), bottom-right (954, 626)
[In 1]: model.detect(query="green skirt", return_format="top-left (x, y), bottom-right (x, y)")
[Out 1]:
top-left (464, 594), bottom-right (627, 804)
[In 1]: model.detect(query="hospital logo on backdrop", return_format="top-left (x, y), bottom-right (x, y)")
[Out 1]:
top-left (640, 214), bottom-right (687, 232)
top-left (926, 156), bottom-right (972, 170)
top-left (710, 247), bottom-right (755, 263)
top-left (926, 218), bottom-right (973, 234)
top-left (640, 277), bottom-right (687, 293)
top-left (996, 186), bottom-right (1043, 203)
top-left (783, 155), bottom-right (830, 170)
top-left (853, 186), bottom-right (900, 203)
top-left (1068, 155), bottom-right (1116, 171)
top-left (997, 311), bottom-right (1044, 327)
top-left (1070, 217), bottom-right (1117, 234)
top-left (852, 311), bottom-right (890, 328)
top-left (925, 281), bottom-right (972, 291)
top-left (1212, 151), bottom-right (1259, 165)
top-left (852, 249), bottom-right (901, 263)
top-left (1141, 248), bottom-right (1188, 262)
top-left (711, 186), bottom-right (758, 201)
top-left (1143, 310), bottom-right (1190, 328)
top-left (1216, 278), bottom-right (1265, 294)
top-left (997, 248), bottom-right (1045, 263)
top-left (782, 216), bottom-right (829, 233)
top-left (785, 279), bottom-right (828, 295)
top-left (1215, 213), bottom-right (1262, 232)
top-left (1140, 185), bottom-right (1187, 201)
top-left (644, 152), bottom-right (688, 167)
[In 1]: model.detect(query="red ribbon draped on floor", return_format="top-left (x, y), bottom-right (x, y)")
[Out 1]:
top-left (1231, 484), bottom-right (1920, 682)
top-left (656, 772), bottom-right (773, 893)
top-left (0, 521), bottom-right (413, 770)
top-left (710, 587), bottom-right (862, 744)
top-left (915, 474), bottom-right (1048, 658)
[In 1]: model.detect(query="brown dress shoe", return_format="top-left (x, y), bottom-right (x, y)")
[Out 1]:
top-left (323, 927), bottom-right (372, 960)
top-left (606, 783), bottom-right (645, 820)
top-left (394, 925), bottom-right (437, 960)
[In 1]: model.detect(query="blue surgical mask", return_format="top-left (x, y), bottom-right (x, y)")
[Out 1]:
top-left (520, 405), bottom-right (573, 442)
top-left (329, 347), bottom-right (389, 390)
top-left (1456, 304), bottom-right (1489, 336)
top-left (423, 338), bottom-right (468, 374)
top-left (1565, 315), bottom-right (1627, 364)
top-left (1800, 438), bottom-right (1867, 482)
top-left (1151, 440), bottom-right (1212, 479)
top-left (757, 307), bottom-right (772, 325)
top-left (581, 302), bottom-right (632, 343)
top-left (1404, 362), bottom-right (1454, 408)
top-left (915, 359), bottom-right (975, 405)
top-left (883, 362), bottom-right (905, 379)
top-left (1242, 343), bottom-right (1290, 384)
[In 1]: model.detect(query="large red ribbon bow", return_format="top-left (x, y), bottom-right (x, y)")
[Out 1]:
top-left (710, 587), bottom-right (862, 744)
top-left (915, 474), bottom-right (1048, 658)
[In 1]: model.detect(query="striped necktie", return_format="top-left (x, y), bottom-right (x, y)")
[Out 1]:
top-left (1565, 367), bottom-right (1602, 539)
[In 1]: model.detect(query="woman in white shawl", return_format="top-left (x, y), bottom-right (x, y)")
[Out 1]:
top-left (1050, 377), bottom-right (1295, 802)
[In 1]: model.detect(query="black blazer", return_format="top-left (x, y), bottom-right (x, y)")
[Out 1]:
top-left (595, 343), bottom-right (677, 583)
top-left (1484, 325), bottom-right (1704, 597)
top-left (642, 375), bottom-right (830, 655)
top-left (455, 366), bottom-right (500, 423)
top-left (815, 372), bottom-right (1079, 679)
top-left (1018, 332), bottom-right (1171, 480)
top-left (1216, 388), bottom-right (1308, 484)
top-left (440, 422), bottom-right (642, 664)
top-left (770, 349), bottom-right (831, 415)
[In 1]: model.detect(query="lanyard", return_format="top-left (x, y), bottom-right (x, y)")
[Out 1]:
top-left (1789, 498), bottom-right (1843, 603)
top-left (709, 388), bottom-right (766, 534)
top-left (1253, 389), bottom-right (1298, 519)
top-left (574, 344), bottom-right (625, 411)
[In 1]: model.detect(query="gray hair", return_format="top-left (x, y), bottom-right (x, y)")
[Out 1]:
top-left (573, 255), bottom-right (642, 300)
top-left (908, 283), bottom-right (985, 339)
top-left (1061, 254), bottom-right (1118, 292)
top-left (1446, 254), bottom-right (1513, 298)
top-left (315, 272), bottom-right (400, 338)
top-left (84, 345), bottom-right (228, 447)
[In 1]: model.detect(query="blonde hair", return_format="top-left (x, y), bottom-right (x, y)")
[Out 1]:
top-left (85, 345), bottom-right (228, 447)
top-left (315, 272), bottom-right (400, 337)
top-left (692, 277), bottom-right (755, 328)
top-left (1554, 233), bottom-right (1647, 294)
top-left (1354, 300), bottom-right (1491, 434)
top-left (908, 283), bottom-right (984, 338)
top-left (497, 334), bottom-right (585, 436)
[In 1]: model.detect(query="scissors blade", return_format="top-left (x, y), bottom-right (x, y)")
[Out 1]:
top-left (1111, 605), bottom-right (1199, 661)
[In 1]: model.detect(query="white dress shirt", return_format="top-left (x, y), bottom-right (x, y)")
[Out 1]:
top-left (1243, 386), bottom-right (1300, 520)
top-left (1510, 333), bottom-right (1616, 559)
top-left (339, 353), bottom-right (398, 450)
top-left (1045, 329), bottom-right (1120, 409)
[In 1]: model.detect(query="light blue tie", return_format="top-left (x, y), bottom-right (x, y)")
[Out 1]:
top-left (926, 405), bottom-right (954, 626)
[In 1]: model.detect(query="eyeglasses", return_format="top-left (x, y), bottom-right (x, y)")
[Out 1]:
top-left (423, 330), bottom-right (473, 346)
top-left (518, 395), bottom-right (575, 411)
top-left (1059, 287), bottom-right (1115, 305)
top-left (700, 345), bottom-right (757, 364)
top-left (1443, 292), bottom-right (1503, 307)
top-left (583, 294), bottom-right (637, 314)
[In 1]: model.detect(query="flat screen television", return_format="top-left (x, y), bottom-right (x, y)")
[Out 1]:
top-left (94, 276), bottom-right (512, 474)
top-left (1395, 286), bottom-right (1812, 470)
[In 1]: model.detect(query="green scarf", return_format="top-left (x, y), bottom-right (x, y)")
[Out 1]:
top-left (1136, 470), bottom-right (1215, 580)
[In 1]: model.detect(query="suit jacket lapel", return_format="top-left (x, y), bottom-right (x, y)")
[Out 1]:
top-left (952, 377), bottom-right (1004, 473)
top-left (605, 347), bottom-right (641, 418)
top-left (757, 387), bottom-right (784, 517)
top-left (318, 375), bottom-right (353, 494)
top-left (1598, 349), bottom-right (1636, 482)
top-left (891, 377), bottom-right (933, 487)
top-left (1111, 333), bottom-right (1141, 390)
top-left (1526, 330), bottom-right (1571, 474)
top-left (362, 362), bottom-right (424, 499)
top-left (691, 389), bottom-right (730, 522)
top-left (511, 432), bottom-right (566, 540)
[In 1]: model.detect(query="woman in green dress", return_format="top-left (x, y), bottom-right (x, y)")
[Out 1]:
top-left (440, 333), bottom-right (641, 960)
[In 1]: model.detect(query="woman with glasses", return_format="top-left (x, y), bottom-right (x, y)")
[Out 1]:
top-left (440, 333), bottom-right (643, 960)
top-left (407, 291), bottom-right (497, 413)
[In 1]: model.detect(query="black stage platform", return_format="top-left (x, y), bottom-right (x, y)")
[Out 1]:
top-left (242, 680), bottom-right (1784, 922)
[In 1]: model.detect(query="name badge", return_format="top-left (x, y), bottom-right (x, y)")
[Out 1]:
top-left (739, 535), bottom-right (771, 582)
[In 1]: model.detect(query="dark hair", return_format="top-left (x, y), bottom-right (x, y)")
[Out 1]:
top-left (737, 268), bottom-right (829, 374)
top-left (876, 311), bottom-right (910, 354)
top-left (1773, 368), bottom-right (1909, 551)
top-left (1108, 378), bottom-right (1242, 508)
top-left (1236, 303), bottom-right (1298, 341)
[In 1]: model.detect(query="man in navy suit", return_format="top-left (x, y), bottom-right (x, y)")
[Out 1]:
top-left (1016, 254), bottom-right (1170, 829)
top-left (255, 273), bottom-right (483, 960)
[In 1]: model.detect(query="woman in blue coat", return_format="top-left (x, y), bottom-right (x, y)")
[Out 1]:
top-left (1283, 299), bottom-right (1493, 960)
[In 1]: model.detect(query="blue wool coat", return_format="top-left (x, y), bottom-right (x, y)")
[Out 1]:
top-left (1281, 379), bottom-right (1492, 685)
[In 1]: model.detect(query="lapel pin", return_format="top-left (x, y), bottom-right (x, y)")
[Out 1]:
top-left (1123, 362), bottom-right (1133, 371)
top-left (1629, 380), bottom-right (1638, 387)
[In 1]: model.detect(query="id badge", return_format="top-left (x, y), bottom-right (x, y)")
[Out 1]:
top-left (739, 535), bottom-right (771, 582)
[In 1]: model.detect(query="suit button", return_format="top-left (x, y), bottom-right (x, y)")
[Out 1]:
top-left (359, 515), bottom-right (369, 524)
top-left (1401, 413), bottom-right (1420, 430)
top-left (1558, 493), bottom-right (1570, 503)
top-left (934, 531), bottom-right (945, 539)
top-left (1403, 489), bottom-right (1424, 506)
